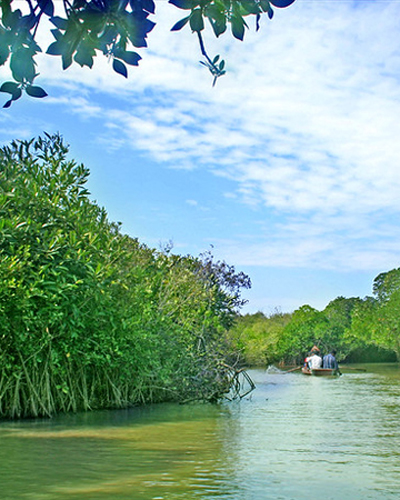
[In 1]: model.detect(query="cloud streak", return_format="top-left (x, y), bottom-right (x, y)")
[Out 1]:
top-left (3, 0), bottom-right (400, 275)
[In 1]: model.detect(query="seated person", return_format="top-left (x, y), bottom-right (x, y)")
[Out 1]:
top-left (308, 347), bottom-right (322, 369)
top-left (323, 349), bottom-right (338, 370)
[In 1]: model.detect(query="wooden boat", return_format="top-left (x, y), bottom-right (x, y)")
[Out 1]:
top-left (301, 367), bottom-right (340, 376)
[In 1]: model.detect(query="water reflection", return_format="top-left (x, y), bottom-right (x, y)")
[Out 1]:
top-left (1, 364), bottom-right (400, 499)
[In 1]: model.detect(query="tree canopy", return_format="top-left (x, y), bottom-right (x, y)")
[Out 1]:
top-left (0, 0), bottom-right (297, 107)
top-left (0, 133), bottom-right (252, 418)
top-left (226, 279), bottom-right (400, 367)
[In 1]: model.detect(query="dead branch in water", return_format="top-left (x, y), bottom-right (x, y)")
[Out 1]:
top-left (222, 363), bottom-right (256, 401)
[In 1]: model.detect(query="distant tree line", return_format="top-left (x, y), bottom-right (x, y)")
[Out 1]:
top-left (227, 272), bottom-right (400, 367)
top-left (0, 133), bottom-right (251, 418)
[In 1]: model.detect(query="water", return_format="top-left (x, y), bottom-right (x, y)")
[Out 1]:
top-left (1, 364), bottom-right (400, 500)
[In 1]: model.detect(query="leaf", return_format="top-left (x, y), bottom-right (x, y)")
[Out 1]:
top-left (190, 9), bottom-right (204, 32)
top-left (268, 8), bottom-right (274, 19)
top-left (139, 0), bottom-right (156, 14)
top-left (46, 41), bottom-right (63, 56)
top-left (62, 52), bottom-right (73, 70)
top-left (171, 15), bottom-right (190, 31)
top-left (20, 13), bottom-right (37, 30)
top-left (209, 17), bottom-right (226, 37)
top-left (37, 0), bottom-right (55, 17)
top-left (123, 13), bottom-right (153, 48)
top-left (205, 3), bottom-right (223, 19)
top-left (50, 16), bottom-right (69, 30)
top-left (212, 55), bottom-right (220, 64)
top-left (74, 44), bottom-right (95, 68)
top-left (113, 58), bottom-right (128, 78)
top-left (99, 25), bottom-right (119, 47)
top-left (11, 87), bottom-right (22, 100)
top-left (25, 85), bottom-right (48, 98)
top-left (242, 0), bottom-right (260, 15)
top-left (79, 10), bottom-right (106, 31)
top-left (10, 48), bottom-right (36, 83)
top-left (0, 81), bottom-right (20, 95)
top-left (230, 16), bottom-right (245, 41)
top-left (0, 43), bottom-right (10, 66)
top-left (72, 0), bottom-right (86, 8)
top-left (3, 9), bottom-right (22, 29)
top-left (269, 0), bottom-right (296, 7)
top-left (50, 28), bottom-right (63, 42)
top-left (114, 49), bottom-right (142, 66)
top-left (1, 83), bottom-right (21, 108)
top-left (168, 0), bottom-right (194, 10)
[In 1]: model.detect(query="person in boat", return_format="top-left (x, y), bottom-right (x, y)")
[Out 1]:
top-left (322, 349), bottom-right (339, 370)
top-left (307, 346), bottom-right (322, 370)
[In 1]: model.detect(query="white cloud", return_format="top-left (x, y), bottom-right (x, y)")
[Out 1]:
top-left (4, 0), bottom-right (400, 273)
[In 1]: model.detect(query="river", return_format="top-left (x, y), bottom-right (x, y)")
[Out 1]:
top-left (1, 364), bottom-right (400, 500)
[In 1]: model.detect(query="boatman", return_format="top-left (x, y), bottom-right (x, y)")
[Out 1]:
top-left (322, 349), bottom-right (339, 370)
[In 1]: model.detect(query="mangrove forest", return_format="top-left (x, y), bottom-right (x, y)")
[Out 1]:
top-left (0, 133), bottom-right (252, 419)
top-left (1, 133), bottom-right (400, 420)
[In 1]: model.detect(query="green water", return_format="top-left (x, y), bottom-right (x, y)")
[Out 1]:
top-left (1, 364), bottom-right (400, 500)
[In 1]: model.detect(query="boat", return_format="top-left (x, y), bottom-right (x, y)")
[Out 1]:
top-left (301, 367), bottom-right (340, 376)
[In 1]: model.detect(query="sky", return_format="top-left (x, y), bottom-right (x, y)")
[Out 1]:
top-left (1, 0), bottom-right (400, 314)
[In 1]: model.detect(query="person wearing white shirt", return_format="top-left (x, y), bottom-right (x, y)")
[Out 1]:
top-left (307, 346), bottom-right (322, 369)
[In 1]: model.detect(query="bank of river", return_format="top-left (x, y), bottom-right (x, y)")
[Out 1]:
top-left (1, 364), bottom-right (400, 500)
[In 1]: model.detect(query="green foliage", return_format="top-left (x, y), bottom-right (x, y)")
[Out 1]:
top-left (376, 290), bottom-right (400, 358)
top-left (169, 0), bottom-right (295, 39)
top-left (276, 305), bottom-right (329, 363)
top-left (0, 0), bottom-right (297, 106)
top-left (227, 294), bottom-right (391, 367)
top-left (345, 269), bottom-right (400, 360)
top-left (226, 310), bottom-right (292, 366)
top-left (226, 268), bottom-right (400, 368)
top-left (373, 268), bottom-right (400, 303)
top-left (0, 133), bottom-right (251, 418)
top-left (321, 296), bottom-right (363, 359)
top-left (349, 269), bottom-right (400, 360)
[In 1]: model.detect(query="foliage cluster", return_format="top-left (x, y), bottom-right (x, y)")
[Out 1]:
top-left (227, 275), bottom-right (400, 366)
top-left (226, 310), bottom-right (291, 366)
top-left (0, 133), bottom-right (251, 418)
top-left (0, 0), bottom-right (297, 106)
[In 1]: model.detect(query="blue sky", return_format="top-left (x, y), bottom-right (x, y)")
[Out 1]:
top-left (2, 0), bottom-right (400, 314)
